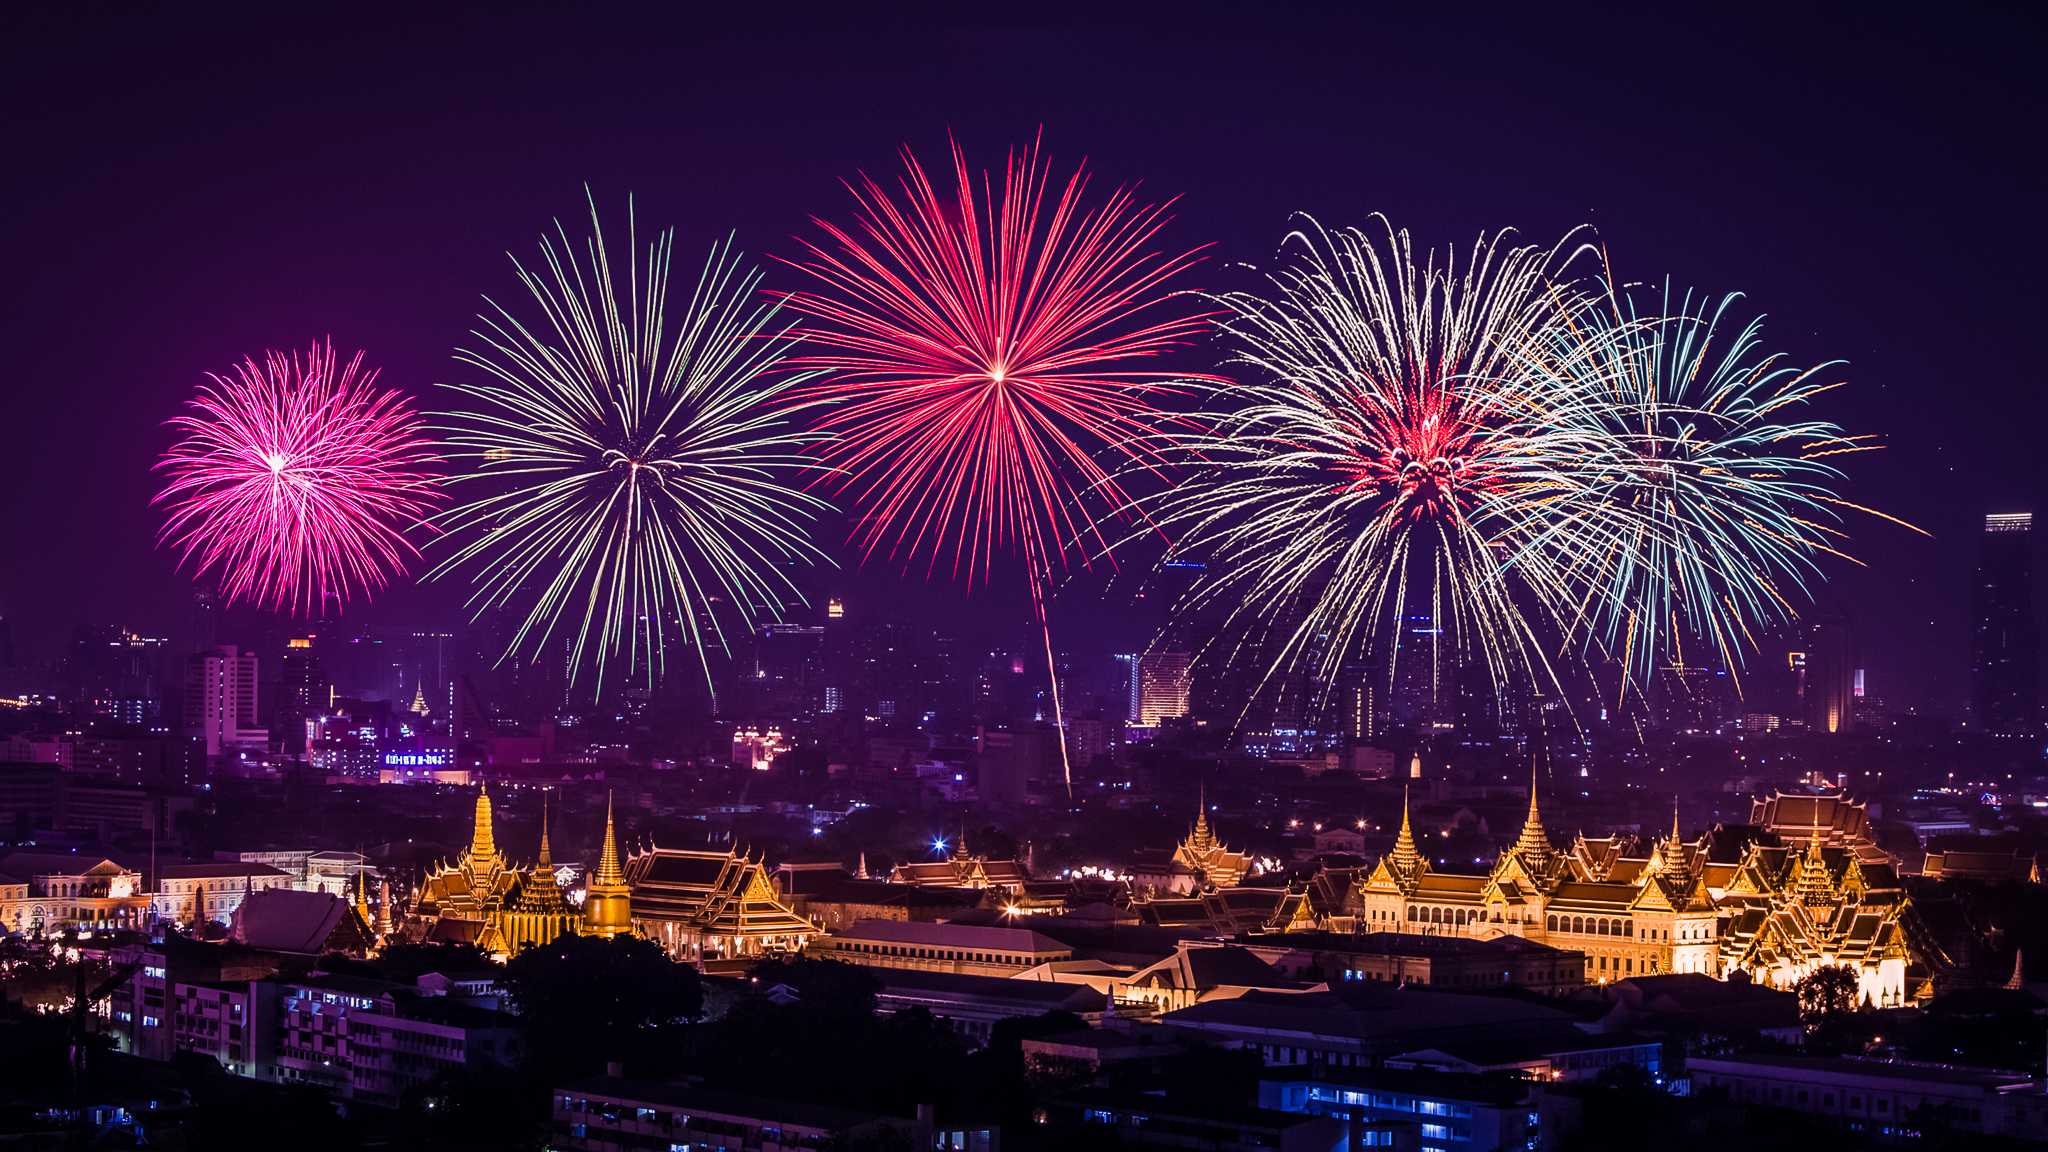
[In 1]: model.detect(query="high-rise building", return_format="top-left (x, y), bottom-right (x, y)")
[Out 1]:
top-left (1804, 613), bottom-right (1856, 735)
top-left (185, 646), bottom-right (266, 757)
top-left (1972, 512), bottom-right (2039, 735)
top-left (1134, 650), bottom-right (1192, 725)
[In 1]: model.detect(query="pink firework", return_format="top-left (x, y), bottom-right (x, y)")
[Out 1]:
top-left (155, 341), bottom-right (442, 614)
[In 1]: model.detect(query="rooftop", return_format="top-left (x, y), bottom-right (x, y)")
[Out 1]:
top-left (1690, 1054), bottom-right (2037, 1089)
top-left (558, 1077), bottom-right (892, 1133)
top-left (833, 919), bottom-right (1069, 952)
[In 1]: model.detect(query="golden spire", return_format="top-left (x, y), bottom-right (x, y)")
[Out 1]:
top-left (353, 872), bottom-right (371, 926)
top-left (470, 782), bottom-right (497, 866)
top-left (1189, 782), bottom-right (1216, 853)
top-left (1386, 786), bottom-right (1423, 875)
top-left (376, 877), bottom-right (393, 935)
top-left (595, 791), bottom-right (623, 888)
top-left (581, 790), bottom-right (636, 938)
top-left (1512, 761), bottom-right (1554, 862)
top-left (536, 793), bottom-right (554, 872)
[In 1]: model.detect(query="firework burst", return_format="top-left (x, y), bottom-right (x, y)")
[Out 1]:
top-left (1524, 278), bottom-right (1905, 695)
top-left (1151, 216), bottom-right (1596, 704)
top-left (782, 139), bottom-right (1216, 794)
top-left (429, 199), bottom-right (827, 691)
top-left (154, 342), bottom-right (441, 614)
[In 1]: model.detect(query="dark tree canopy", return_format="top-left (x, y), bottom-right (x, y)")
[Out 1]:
top-left (502, 933), bottom-right (703, 1080)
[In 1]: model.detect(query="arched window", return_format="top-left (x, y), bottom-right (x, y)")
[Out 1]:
top-left (1547, 915), bottom-right (1557, 931)
top-left (1572, 916), bottom-right (1584, 934)
top-left (1454, 908), bottom-right (1466, 926)
top-left (1597, 919), bottom-right (1609, 936)
top-left (1407, 906), bottom-right (1417, 921)
top-left (1623, 920), bottom-right (1632, 938)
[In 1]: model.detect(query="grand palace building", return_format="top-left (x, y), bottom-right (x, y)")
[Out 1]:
top-left (1358, 784), bottom-right (1913, 1005)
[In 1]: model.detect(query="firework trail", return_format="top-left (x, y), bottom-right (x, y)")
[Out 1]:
top-left (1522, 277), bottom-right (1911, 699)
top-left (781, 138), bottom-right (1216, 796)
top-left (1148, 215), bottom-right (1599, 710)
top-left (155, 341), bottom-right (441, 614)
top-left (429, 198), bottom-right (828, 693)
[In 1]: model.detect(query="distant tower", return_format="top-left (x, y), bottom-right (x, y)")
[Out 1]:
top-left (1805, 614), bottom-right (1856, 734)
top-left (1973, 512), bottom-right (2039, 734)
top-left (582, 793), bottom-right (636, 939)
top-left (184, 646), bottom-right (265, 757)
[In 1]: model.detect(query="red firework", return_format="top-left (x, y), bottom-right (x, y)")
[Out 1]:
top-left (155, 341), bottom-right (442, 614)
top-left (1328, 385), bottom-right (1505, 527)
top-left (780, 138), bottom-right (1216, 591)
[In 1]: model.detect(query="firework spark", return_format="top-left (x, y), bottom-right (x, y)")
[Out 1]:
top-left (154, 342), bottom-right (441, 614)
top-left (1151, 215), bottom-right (1596, 705)
top-left (781, 139), bottom-right (1215, 794)
top-left (429, 199), bottom-right (828, 691)
top-left (1525, 278), bottom-right (1904, 695)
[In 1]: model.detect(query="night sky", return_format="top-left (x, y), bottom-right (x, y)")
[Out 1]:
top-left (3, 6), bottom-right (2041, 714)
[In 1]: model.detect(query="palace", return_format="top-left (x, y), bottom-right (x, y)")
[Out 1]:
top-left (409, 784), bottom-right (584, 956)
top-left (1357, 785), bottom-right (1914, 1006)
top-left (620, 844), bottom-right (819, 966)
top-left (890, 829), bottom-right (1028, 891)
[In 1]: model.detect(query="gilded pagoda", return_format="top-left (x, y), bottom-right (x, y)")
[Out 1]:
top-left (1170, 795), bottom-right (1252, 889)
top-left (1356, 783), bottom-right (1917, 1005)
top-left (409, 783), bottom-right (582, 956)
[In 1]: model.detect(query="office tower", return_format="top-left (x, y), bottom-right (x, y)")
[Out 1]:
top-left (1973, 512), bottom-right (2039, 734)
top-left (1134, 649), bottom-right (1192, 725)
top-left (1804, 613), bottom-right (1855, 734)
top-left (277, 641), bottom-right (328, 749)
top-left (185, 646), bottom-right (267, 756)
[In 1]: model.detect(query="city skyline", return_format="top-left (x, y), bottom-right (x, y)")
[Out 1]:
top-left (3, 9), bottom-right (2044, 720)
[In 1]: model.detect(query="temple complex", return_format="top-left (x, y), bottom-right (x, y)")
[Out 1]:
top-left (409, 783), bottom-right (583, 956)
top-left (1166, 794), bottom-right (1253, 889)
top-left (1356, 783), bottom-right (1919, 1005)
top-left (890, 827), bottom-right (1029, 891)
top-left (620, 844), bottom-right (819, 966)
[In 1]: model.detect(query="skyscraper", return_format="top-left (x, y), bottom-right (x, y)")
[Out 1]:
top-left (185, 646), bottom-right (266, 757)
top-left (1973, 512), bottom-right (2039, 734)
top-left (1804, 613), bottom-right (1855, 734)
top-left (1134, 649), bottom-right (1192, 725)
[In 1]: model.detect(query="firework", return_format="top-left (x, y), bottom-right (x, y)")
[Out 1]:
top-left (781, 139), bottom-right (1215, 794)
top-left (429, 199), bottom-right (827, 691)
top-left (155, 342), bottom-right (441, 614)
top-left (1525, 279), bottom-right (1895, 695)
top-left (1150, 215), bottom-right (1596, 705)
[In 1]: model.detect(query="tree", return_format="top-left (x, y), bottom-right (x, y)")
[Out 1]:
top-left (501, 933), bottom-right (702, 1081)
top-left (1795, 965), bottom-right (1859, 1029)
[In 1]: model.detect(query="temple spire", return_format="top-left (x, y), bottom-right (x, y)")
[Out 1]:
top-left (595, 791), bottom-right (623, 888)
top-left (536, 793), bottom-right (554, 871)
top-left (470, 781), bottom-right (496, 866)
top-left (1386, 786), bottom-right (1422, 872)
top-left (1512, 762), bottom-right (1553, 862)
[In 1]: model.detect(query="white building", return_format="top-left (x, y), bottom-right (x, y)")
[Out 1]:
top-left (185, 646), bottom-right (267, 757)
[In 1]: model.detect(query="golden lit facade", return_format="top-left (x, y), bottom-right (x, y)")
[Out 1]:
top-left (410, 783), bottom-right (580, 956)
top-left (620, 845), bottom-right (818, 966)
top-left (1170, 803), bottom-right (1251, 889)
top-left (1356, 787), bottom-right (1910, 1002)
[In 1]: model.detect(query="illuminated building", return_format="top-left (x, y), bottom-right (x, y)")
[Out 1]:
top-left (155, 862), bottom-right (293, 926)
top-left (619, 840), bottom-right (818, 965)
top-left (731, 726), bottom-right (791, 771)
top-left (581, 794), bottom-right (636, 940)
top-left (1133, 650), bottom-right (1191, 725)
top-left (499, 799), bottom-right (582, 952)
top-left (184, 646), bottom-right (266, 757)
top-left (890, 829), bottom-right (1029, 891)
top-left (807, 919), bottom-right (1073, 975)
top-left (1973, 511), bottom-right (2040, 734)
top-left (0, 852), bottom-right (152, 934)
top-left (1354, 785), bottom-right (1922, 1004)
top-left (1168, 797), bottom-right (1251, 889)
top-left (410, 783), bottom-right (579, 956)
top-left (1804, 613), bottom-right (1856, 734)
